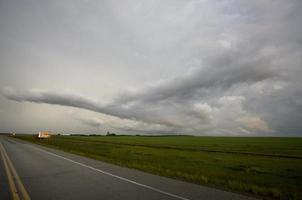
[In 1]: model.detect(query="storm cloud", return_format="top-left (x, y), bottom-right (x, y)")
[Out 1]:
top-left (1, 0), bottom-right (302, 135)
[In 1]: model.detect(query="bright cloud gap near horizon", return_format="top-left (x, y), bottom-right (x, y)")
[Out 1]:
top-left (0, 0), bottom-right (302, 136)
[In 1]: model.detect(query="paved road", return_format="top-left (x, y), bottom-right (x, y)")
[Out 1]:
top-left (0, 136), bottom-right (255, 200)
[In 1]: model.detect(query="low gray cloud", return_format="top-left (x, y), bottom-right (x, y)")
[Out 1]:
top-left (76, 117), bottom-right (103, 128)
top-left (1, 65), bottom-right (278, 135)
top-left (1, 0), bottom-right (302, 135)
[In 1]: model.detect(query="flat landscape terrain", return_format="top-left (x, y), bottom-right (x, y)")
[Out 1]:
top-left (15, 135), bottom-right (302, 199)
top-left (1, 136), bottom-right (251, 200)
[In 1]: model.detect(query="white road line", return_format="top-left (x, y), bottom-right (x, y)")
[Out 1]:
top-left (27, 144), bottom-right (191, 200)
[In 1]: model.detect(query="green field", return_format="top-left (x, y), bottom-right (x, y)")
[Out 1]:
top-left (14, 135), bottom-right (302, 199)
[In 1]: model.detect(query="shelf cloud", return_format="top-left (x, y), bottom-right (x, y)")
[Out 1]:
top-left (1, 0), bottom-right (301, 135)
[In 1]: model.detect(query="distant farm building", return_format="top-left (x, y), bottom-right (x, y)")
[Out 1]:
top-left (37, 131), bottom-right (52, 139)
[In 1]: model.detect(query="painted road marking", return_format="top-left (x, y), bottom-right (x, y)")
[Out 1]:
top-left (0, 143), bottom-right (31, 200)
top-left (0, 143), bottom-right (20, 200)
top-left (28, 143), bottom-right (191, 200)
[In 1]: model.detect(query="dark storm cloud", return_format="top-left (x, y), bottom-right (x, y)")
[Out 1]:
top-left (1, 0), bottom-right (302, 135)
top-left (76, 117), bottom-right (103, 128)
top-left (2, 88), bottom-right (124, 119)
top-left (116, 50), bottom-right (277, 104)
top-left (2, 48), bottom-right (279, 132)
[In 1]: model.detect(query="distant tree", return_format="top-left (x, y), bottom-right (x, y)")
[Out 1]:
top-left (106, 131), bottom-right (116, 136)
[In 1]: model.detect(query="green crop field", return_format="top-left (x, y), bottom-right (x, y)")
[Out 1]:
top-left (14, 135), bottom-right (302, 199)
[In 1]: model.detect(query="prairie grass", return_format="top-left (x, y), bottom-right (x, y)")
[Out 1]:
top-left (15, 135), bottom-right (302, 199)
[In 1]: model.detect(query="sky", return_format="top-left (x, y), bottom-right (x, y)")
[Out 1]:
top-left (0, 0), bottom-right (301, 136)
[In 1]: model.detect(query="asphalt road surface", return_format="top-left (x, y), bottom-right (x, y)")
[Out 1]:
top-left (0, 136), bottom-right (255, 200)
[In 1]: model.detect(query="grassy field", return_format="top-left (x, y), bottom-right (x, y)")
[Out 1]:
top-left (14, 135), bottom-right (302, 199)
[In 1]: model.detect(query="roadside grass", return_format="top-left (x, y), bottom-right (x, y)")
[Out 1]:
top-left (14, 135), bottom-right (302, 199)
